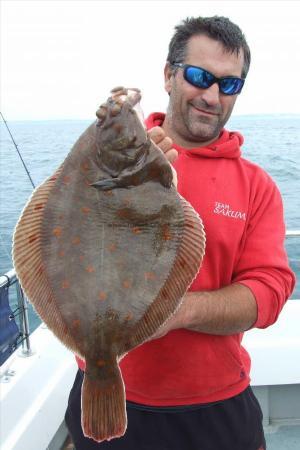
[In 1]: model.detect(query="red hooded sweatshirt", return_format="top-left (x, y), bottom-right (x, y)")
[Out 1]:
top-left (77, 112), bottom-right (295, 406)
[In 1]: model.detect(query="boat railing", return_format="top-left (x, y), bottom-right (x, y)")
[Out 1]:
top-left (0, 269), bottom-right (33, 360)
top-left (286, 230), bottom-right (300, 237)
top-left (0, 230), bottom-right (299, 365)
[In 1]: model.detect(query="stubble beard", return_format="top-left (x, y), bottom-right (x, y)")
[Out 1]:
top-left (186, 110), bottom-right (223, 143)
top-left (166, 92), bottom-right (229, 146)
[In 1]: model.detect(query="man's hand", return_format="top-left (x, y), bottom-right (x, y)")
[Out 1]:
top-left (148, 126), bottom-right (178, 163)
top-left (148, 126), bottom-right (178, 187)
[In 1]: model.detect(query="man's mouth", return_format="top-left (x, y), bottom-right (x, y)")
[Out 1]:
top-left (191, 104), bottom-right (219, 117)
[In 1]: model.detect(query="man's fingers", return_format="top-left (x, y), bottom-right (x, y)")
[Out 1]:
top-left (165, 148), bottom-right (178, 163)
top-left (156, 137), bottom-right (173, 154)
top-left (148, 127), bottom-right (178, 186)
top-left (148, 126), bottom-right (178, 163)
top-left (149, 127), bottom-right (173, 152)
top-left (148, 126), bottom-right (165, 144)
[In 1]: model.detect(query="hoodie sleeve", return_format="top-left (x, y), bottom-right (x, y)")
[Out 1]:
top-left (232, 170), bottom-right (295, 329)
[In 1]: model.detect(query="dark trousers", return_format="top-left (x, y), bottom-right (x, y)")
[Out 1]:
top-left (65, 369), bottom-right (266, 450)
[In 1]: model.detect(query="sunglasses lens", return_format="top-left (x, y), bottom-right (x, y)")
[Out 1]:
top-left (179, 64), bottom-right (244, 95)
top-left (184, 66), bottom-right (214, 89)
top-left (220, 78), bottom-right (244, 95)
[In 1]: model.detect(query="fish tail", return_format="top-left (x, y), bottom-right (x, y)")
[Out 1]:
top-left (81, 362), bottom-right (127, 443)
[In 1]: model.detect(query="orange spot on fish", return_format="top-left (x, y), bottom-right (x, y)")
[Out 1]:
top-left (103, 190), bottom-right (113, 196)
top-left (81, 206), bottom-right (90, 214)
top-left (79, 255), bottom-right (85, 261)
top-left (61, 279), bottom-right (70, 289)
top-left (49, 175), bottom-right (57, 181)
top-left (58, 250), bottom-right (65, 257)
top-left (72, 236), bottom-right (81, 245)
top-left (80, 162), bottom-right (90, 172)
top-left (123, 280), bottom-right (132, 289)
top-left (86, 265), bottom-right (95, 273)
top-left (108, 243), bottom-right (117, 252)
top-left (34, 203), bottom-right (44, 211)
top-left (96, 359), bottom-right (106, 367)
top-left (162, 224), bottom-right (172, 241)
top-left (144, 271), bottom-right (156, 280)
top-left (132, 227), bottom-right (141, 235)
top-left (72, 319), bottom-right (80, 329)
top-left (62, 175), bottom-right (71, 184)
top-left (28, 234), bottom-right (38, 244)
top-left (98, 291), bottom-right (107, 301)
top-left (124, 312), bottom-right (133, 322)
top-left (117, 208), bottom-right (130, 218)
top-left (53, 227), bottom-right (62, 238)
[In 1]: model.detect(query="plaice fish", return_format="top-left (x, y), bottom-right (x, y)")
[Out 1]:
top-left (12, 87), bottom-right (206, 442)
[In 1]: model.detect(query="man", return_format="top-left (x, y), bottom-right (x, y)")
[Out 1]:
top-left (65, 16), bottom-right (295, 450)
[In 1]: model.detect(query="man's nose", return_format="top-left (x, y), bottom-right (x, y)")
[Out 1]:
top-left (201, 82), bottom-right (220, 106)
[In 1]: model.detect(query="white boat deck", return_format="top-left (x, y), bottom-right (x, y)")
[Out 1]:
top-left (1, 301), bottom-right (300, 450)
top-left (0, 325), bottom-right (77, 450)
top-left (244, 301), bottom-right (300, 449)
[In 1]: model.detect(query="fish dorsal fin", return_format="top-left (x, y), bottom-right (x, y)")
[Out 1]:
top-left (12, 168), bottom-right (83, 357)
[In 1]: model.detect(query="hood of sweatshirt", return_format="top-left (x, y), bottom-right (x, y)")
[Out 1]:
top-left (145, 112), bottom-right (244, 159)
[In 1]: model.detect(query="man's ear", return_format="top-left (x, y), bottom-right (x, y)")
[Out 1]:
top-left (164, 62), bottom-right (173, 95)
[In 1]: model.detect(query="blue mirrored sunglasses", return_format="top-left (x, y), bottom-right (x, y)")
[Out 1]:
top-left (172, 63), bottom-right (245, 96)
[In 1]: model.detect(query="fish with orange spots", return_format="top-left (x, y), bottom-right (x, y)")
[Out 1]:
top-left (12, 87), bottom-right (206, 443)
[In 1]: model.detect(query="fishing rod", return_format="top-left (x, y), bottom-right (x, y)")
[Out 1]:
top-left (0, 111), bottom-right (36, 189)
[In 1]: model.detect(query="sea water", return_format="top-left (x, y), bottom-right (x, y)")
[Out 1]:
top-left (0, 115), bottom-right (299, 331)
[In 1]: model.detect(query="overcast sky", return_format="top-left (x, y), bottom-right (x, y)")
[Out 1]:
top-left (1, 0), bottom-right (300, 120)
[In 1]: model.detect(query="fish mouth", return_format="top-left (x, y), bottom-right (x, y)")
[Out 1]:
top-left (111, 87), bottom-right (145, 128)
top-left (111, 86), bottom-right (141, 105)
top-left (96, 87), bottom-right (145, 129)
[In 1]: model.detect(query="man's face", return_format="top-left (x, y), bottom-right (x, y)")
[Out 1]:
top-left (164, 34), bottom-right (244, 148)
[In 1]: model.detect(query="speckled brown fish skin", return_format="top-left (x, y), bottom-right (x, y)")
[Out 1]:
top-left (12, 87), bottom-right (205, 443)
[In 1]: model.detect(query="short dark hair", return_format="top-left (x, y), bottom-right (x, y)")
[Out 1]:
top-left (167, 16), bottom-right (251, 79)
